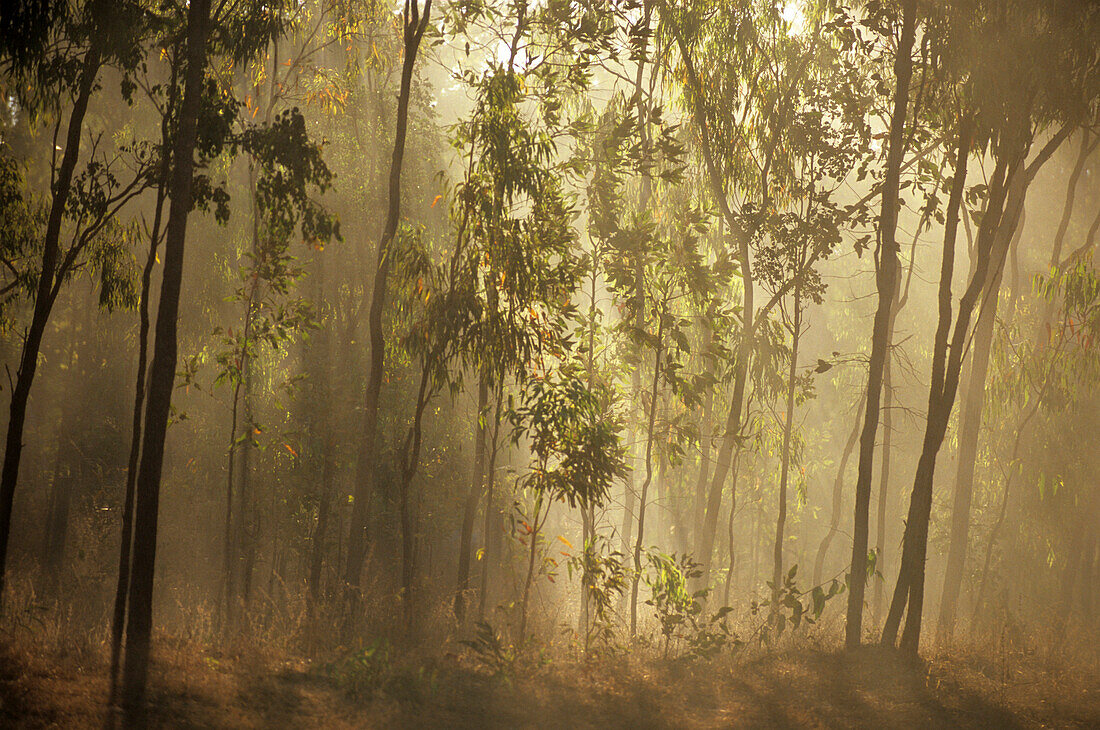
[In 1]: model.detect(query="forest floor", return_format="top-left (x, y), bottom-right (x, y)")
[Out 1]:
top-left (2, 633), bottom-right (1099, 729)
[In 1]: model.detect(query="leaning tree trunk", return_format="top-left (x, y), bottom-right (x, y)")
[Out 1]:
top-left (121, 0), bottom-right (210, 712)
top-left (845, 0), bottom-right (917, 650)
top-left (934, 223), bottom-right (1016, 643)
top-left (891, 113), bottom-right (1073, 654)
top-left (935, 122), bottom-right (1058, 642)
top-left (882, 117), bottom-right (993, 655)
top-left (0, 43), bottom-right (102, 605)
top-left (344, 0), bottom-right (432, 588)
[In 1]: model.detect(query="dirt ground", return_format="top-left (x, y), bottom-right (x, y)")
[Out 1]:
top-left (2, 637), bottom-right (1098, 729)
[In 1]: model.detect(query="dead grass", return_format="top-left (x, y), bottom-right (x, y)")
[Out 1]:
top-left (2, 625), bottom-right (1099, 729)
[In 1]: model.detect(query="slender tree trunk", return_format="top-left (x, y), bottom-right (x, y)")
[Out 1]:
top-left (345, 0), bottom-right (432, 587)
top-left (934, 242), bottom-right (1003, 642)
top-left (518, 494), bottom-right (546, 642)
top-left (872, 350), bottom-right (893, 624)
top-left (239, 324), bottom-right (257, 609)
top-left (41, 326), bottom-right (79, 588)
top-left (693, 384), bottom-right (713, 547)
top-left (309, 431), bottom-right (335, 603)
top-left (222, 357), bottom-right (244, 631)
top-left (40, 433), bottom-right (68, 590)
top-left (883, 118), bottom-right (986, 655)
top-left (698, 359), bottom-right (748, 588)
top-left (477, 388), bottom-right (504, 621)
top-left (660, 2), bottom-right (756, 591)
top-left (936, 152), bottom-right (1034, 644)
top-left (871, 176), bottom-right (931, 625)
top-left (121, 0), bottom-right (210, 711)
top-left (622, 0), bottom-right (653, 569)
top-left (695, 229), bottom-right (720, 547)
top-left (397, 360), bottom-right (433, 631)
top-left (1047, 131), bottom-right (1094, 270)
top-left (42, 444), bottom-right (71, 587)
top-left (630, 317), bottom-right (664, 637)
top-left (845, 0), bottom-right (917, 650)
top-left (455, 377), bottom-right (488, 625)
top-left (110, 81), bottom-right (172, 699)
top-left (0, 44), bottom-right (102, 605)
top-left (308, 258), bottom-right (335, 607)
top-left (812, 394), bottom-right (862, 586)
top-left (581, 256), bottom-right (600, 640)
top-left (772, 293), bottom-right (801, 614)
top-left (721, 451), bottom-right (741, 607)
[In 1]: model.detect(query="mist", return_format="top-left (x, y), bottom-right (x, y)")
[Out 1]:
top-left (1, 0), bottom-right (1098, 727)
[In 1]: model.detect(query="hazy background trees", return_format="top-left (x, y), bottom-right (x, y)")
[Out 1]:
top-left (0, 0), bottom-right (1099, 715)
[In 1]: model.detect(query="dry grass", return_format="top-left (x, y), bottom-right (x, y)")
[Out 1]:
top-left (3, 617), bottom-right (1099, 729)
top-left (1, 576), bottom-right (1097, 729)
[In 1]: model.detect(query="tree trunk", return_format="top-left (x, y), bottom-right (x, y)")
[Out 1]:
top-left (721, 450), bottom-right (742, 607)
top-left (308, 257), bottom-right (336, 607)
top-left (934, 238), bottom-right (1004, 642)
top-left (812, 394), bottom-right (862, 587)
top-left (772, 294), bottom-right (801, 614)
top-left (41, 325), bottom-right (80, 589)
top-left (882, 117), bottom-right (1003, 655)
top-left (845, 0), bottom-right (917, 650)
top-left (41, 443), bottom-right (71, 587)
top-left (872, 348), bottom-right (893, 625)
top-left (455, 377), bottom-right (488, 625)
top-left (121, 0), bottom-right (210, 711)
top-left (110, 73), bottom-right (172, 697)
top-left (630, 317), bottom-right (664, 637)
top-left (693, 383), bottom-right (713, 548)
top-left (936, 143), bottom-right (1038, 645)
top-left (0, 43), bottom-right (102, 605)
top-left (477, 386), bottom-right (504, 622)
top-left (345, 0), bottom-right (432, 587)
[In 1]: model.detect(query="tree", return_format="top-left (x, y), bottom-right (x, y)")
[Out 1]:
top-left (508, 372), bottom-right (627, 641)
top-left (845, 0), bottom-right (917, 650)
top-left (883, 0), bottom-right (1097, 654)
top-left (122, 0), bottom-right (212, 711)
top-left (0, 0), bottom-right (151, 605)
top-left (343, 0), bottom-right (432, 592)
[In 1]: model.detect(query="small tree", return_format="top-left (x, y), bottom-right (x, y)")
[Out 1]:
top-left (508, 371), bottom-right (627, 643)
